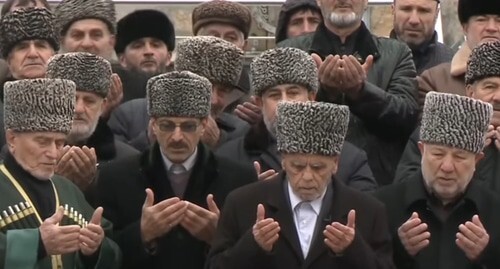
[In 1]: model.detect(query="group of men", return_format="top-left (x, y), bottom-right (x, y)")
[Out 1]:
top-left (0, 0), bottom-right (498, 268)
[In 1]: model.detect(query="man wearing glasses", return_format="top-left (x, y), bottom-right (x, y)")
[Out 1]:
top-left (96, 71), bottom-right (257, 269)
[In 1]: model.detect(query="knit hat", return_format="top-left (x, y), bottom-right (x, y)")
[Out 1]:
top-left (54, 0), bottom-right (116, 36)
top-left (276, 101), bottom-right (349, 156)
top-left (251, 47), bottom-right (318, 96)
top-left (420, 92), bottom-right (492, 154)
top-left (115, 9), bottom-right (175, 54)
top-left (175, 36), bottom-right (243, 87)
top-left (192, 0), bottom-right (252, 39)
top-left (458, 0), bottom-right (500, 24)
top-left (4, 79), bottom-right (76, 134)
top-left (0, 8), bottom-right (59, 58)
top-left (147, 71), bottom-right (212, 118)
top-left (46, 52), bottom-right (112, 97)
top-left (465, 41), bottom-right (500, 85)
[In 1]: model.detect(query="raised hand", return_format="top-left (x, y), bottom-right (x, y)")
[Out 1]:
top-left (254, 161), bottom-right (278, 181)
top-left (253, 204), bottom-right (280, 252)
top-left (324, 209), bottom-right (356, 254)
top-left (456, 215), bottom-right (489, 261)
top-left (180, 194), bottom-right (220, 244)
top-left (79, 207), bottom-right (105, 256)
top-left (40, 206), bottom-right (81, 255)
top-left (398, 212), bottom-right (431, 256)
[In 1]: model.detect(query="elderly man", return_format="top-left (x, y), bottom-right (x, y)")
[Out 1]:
top-left (0, 78), bottom-right (120, 268)
top-left (391, 0), bottom-right (453, 74)
top-left (54, 0), bottom-right (148, 111)
top-left (278, 0), bottom-right (419, 186)
top-left (209, 101), bottom-right (393, 269)
top-left (217, 47), bottom-right (377, 192)
top-left (44, 52), bottom-right (138, 194)
top-left (97, 71), bottom-right (256, 269)
top-left (275, 0), bottom-right (323, 43)
top-left (115, 9), bottom-right (175, 78)
top-left (375, 92), bottom-right (500, 269)
top-left (417, 0), bottom-right (500, 108)
top-left (109, 36), bottom-right (249, 151)
top-left (0, 7), bottom-right (58, 153)
top-left (395, 42), bottom-right (500, 187)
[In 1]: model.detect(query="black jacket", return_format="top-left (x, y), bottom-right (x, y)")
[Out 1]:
top-left (374, 174), bottom-right (500, 269)
top-left (278, 23), bottom-right (419, 186)
top-left (216, 121), bottom-right (377, 192)
top-left (394, 127), bottom-right (500, 191)
top-left (275, 0), bottom-right (322, 43)
top-left (389, 30), bottom-right (454, 75)
top-left (208, 173), bottom-right (395, 269)
top-left (108, 98), bottom-right (249, 152)
top-left (96, 142), bottom-right (257, 269)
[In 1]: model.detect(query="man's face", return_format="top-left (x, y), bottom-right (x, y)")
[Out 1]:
top-left (119, 37), bottom-right (171, 77)
top-left (419, 143), bottom-right (483, 204)
top-left (8, 0), bottom-right (47, 12)
top-left (211, 84), bottom-right (244, 118)
top-left (7, 39), bottom-right (54, 79)
top-left (316, 0), bottom-right (368, 29)
top-left (287, 8), bottom-right (322, 39)
top-left (197, 23), bottom-right (247, 50)
top-left (463, 15), bottom-right (500, 49)
top-left (392, 0), bottom-right (439, 49)
top-left (61, 19), bottom-right (116, 59)
top-left (69, 91), bottom-right (105, 143)
top-left (282, 153), bottom-right (339, 201)
top-left (7, 130), bottom-right (66, 180)
top-left (152, 116), bottom-right (206, 163)
top-left (256, 84), bottom-right (315, 137)
top-left (467, 77), bottom-right (500, 127)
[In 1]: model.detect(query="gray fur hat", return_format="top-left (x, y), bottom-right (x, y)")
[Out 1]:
top-left (420, 92), bottom-right (492, 154)
top-left (465, 41), bottom-right (500, 85)
top-left (276, 101), bottom-right (349, 156)
top-left (175, 36), bottom-right (243, 87)
top-left (147, 71), bottom-right (212, 118)
top-left (4, 79), bottom-right (76, 134)
top-left (46, 52), bottom-right (112, 97)
top-left (251, 47), bottom-right (318, 96)
top-left (54, 0), bottom-right (116, 36)
top-left (0, 8), bottom-right (59, 58)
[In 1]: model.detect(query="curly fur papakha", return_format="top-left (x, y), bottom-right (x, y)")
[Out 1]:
top-left (251, 47), bottom-right (318, 96)
top-left (175, 36), bottom-right (243, 87)
top-left (192, 0), bottom-right (252, 38)
top-left (420, 92), bottom-right (492, 154)
top-left (0, 8), bottom-right (59, 58)
top-left (4, 79), bottom-right (76, 134)
top-left (147, 71), bottom-right (212, 118)
top-left (54, 0), bottom-right (116, 35)
top-left (46, 52), bottom-right (112, 97)
top-left (465, 41), bottom-right (500, 85)
top-left (276, 101), bottom-right (349, 156)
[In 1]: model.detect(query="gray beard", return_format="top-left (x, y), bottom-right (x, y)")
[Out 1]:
top-left (329, 12), bottom-right (361, 28)
top-left (67, 119), bottom-right (99, 145)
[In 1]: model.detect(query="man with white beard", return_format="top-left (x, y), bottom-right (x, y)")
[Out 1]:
top-left (278, 0), bottom-right (418, 186)
top-left (46, 52), bottom-right (138, 198)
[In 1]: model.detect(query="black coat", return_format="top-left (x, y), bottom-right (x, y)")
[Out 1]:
top-left (278, 22), bottom-right (419, 186)
top-left (208, 173), bottom-right (395, 269)
top-left (216, 121), bottom-right (377, 192)
top-left (96, 142), bottom-right (257, 269)
top-left (108, 98), bottom-right (249, 152)
top-left (374, 174), bottom-right (500, 269)
top-left (394, 127), bottom-right (500, 193)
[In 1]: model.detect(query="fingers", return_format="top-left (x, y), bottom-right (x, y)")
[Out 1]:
top-left (235, 102), bottom-right (262, 124)
top-left (45, 206), bottom-right (65, 225)
top-left (90, 207), bottom-right (103, 225)
top-left (362, 55), bottom-right (374, 72)
top-left (311, 53), bottom-right (323, 69)
top-left (258, 170), bottom-right (278, 181)
top-left (253, 161), bottom-right (261, 175)
top-left (157, 201), bottom-right (189, 227)
top-left (153, 197), bottom-right (182, 211)
top-left (346, 209), bottom-right (355, 229)
top-left (256, 204), bottom-right (265, 222)
top-left (143, 188), bottom-right (155, 208)
top-left (399, 212), bottom-right (422, 233)
top-left (206, 194), bottom-right (220, 216)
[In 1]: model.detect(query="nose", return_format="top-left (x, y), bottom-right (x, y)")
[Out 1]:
top-left (45, 143), bottom-right (59, 160)
top-left (170, 127), bottom-right (183, 141)
top-left (302, 21), bottom-right (315, 35)
top-left (408, 10), bottom-right (420, 25)
top-left (439, 155), bottom-right (455, 174)
top-left (75, 98), bottom-right (85, 114)
top-left (26, 43), bottom-right (38, 58)
top-left (302, 166), bottom-right (314, 181)
top-left (143, 43), bottom-right (154, 55)
top-left (81, 35), bottom-right (93, 48)
top-left (485, 17), bottom-right (500, 33)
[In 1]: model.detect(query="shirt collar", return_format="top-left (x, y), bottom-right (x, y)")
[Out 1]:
top-left (287, 181), bottom-right (327, 215)
top-left (161, 147), bottom-right (198, 171)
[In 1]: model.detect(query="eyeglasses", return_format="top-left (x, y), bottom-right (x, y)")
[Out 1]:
top-left (157, 121), bottom-right (200, 133)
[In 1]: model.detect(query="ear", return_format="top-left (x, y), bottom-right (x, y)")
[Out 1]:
top-left (100, 97), bottom-right (108, 113)
top-left (331, 155), bottom-right (340, 175)
top-left (475, 152), bottom-right (485, 164)
top-left (5, 129), bottom-right (16, 152)
top-left (118, 53), bottom-right (127, 68)
top-left (149, 118), bottom-right (158, 135)
top-left (254, 95), bottom-right (263, 108)
top-left (243, 39), bottom-right (249, 51)
top-left (465, 83), bottom-right (474, 97)
top-left (308, 91), bottom-right (317, 101)
top-left (109, 34), bottom-right (116, 47)
top-left (200, 118), bottom-right (209, 134)
top-left (417, 141), bottom-right (425, 155)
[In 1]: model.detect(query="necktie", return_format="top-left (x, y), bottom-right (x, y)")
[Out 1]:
top-left (295, 202), bottom-right (316, 258)
top-left (168, 164), bottom-right (188, 197)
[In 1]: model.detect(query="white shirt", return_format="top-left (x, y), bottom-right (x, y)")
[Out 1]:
top-left (161, 148), bottom-right (198, 173)
top-left (287, 182), bottom-right (326, 258)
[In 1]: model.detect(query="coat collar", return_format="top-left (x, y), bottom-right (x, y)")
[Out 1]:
top-left (309, 22), bottom-right (381, 63)
top-left (450, 42), bottom-right (471, 77)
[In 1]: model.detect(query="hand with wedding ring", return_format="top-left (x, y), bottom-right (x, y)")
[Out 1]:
top-left (140, 188), bottom-right (188, 244)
